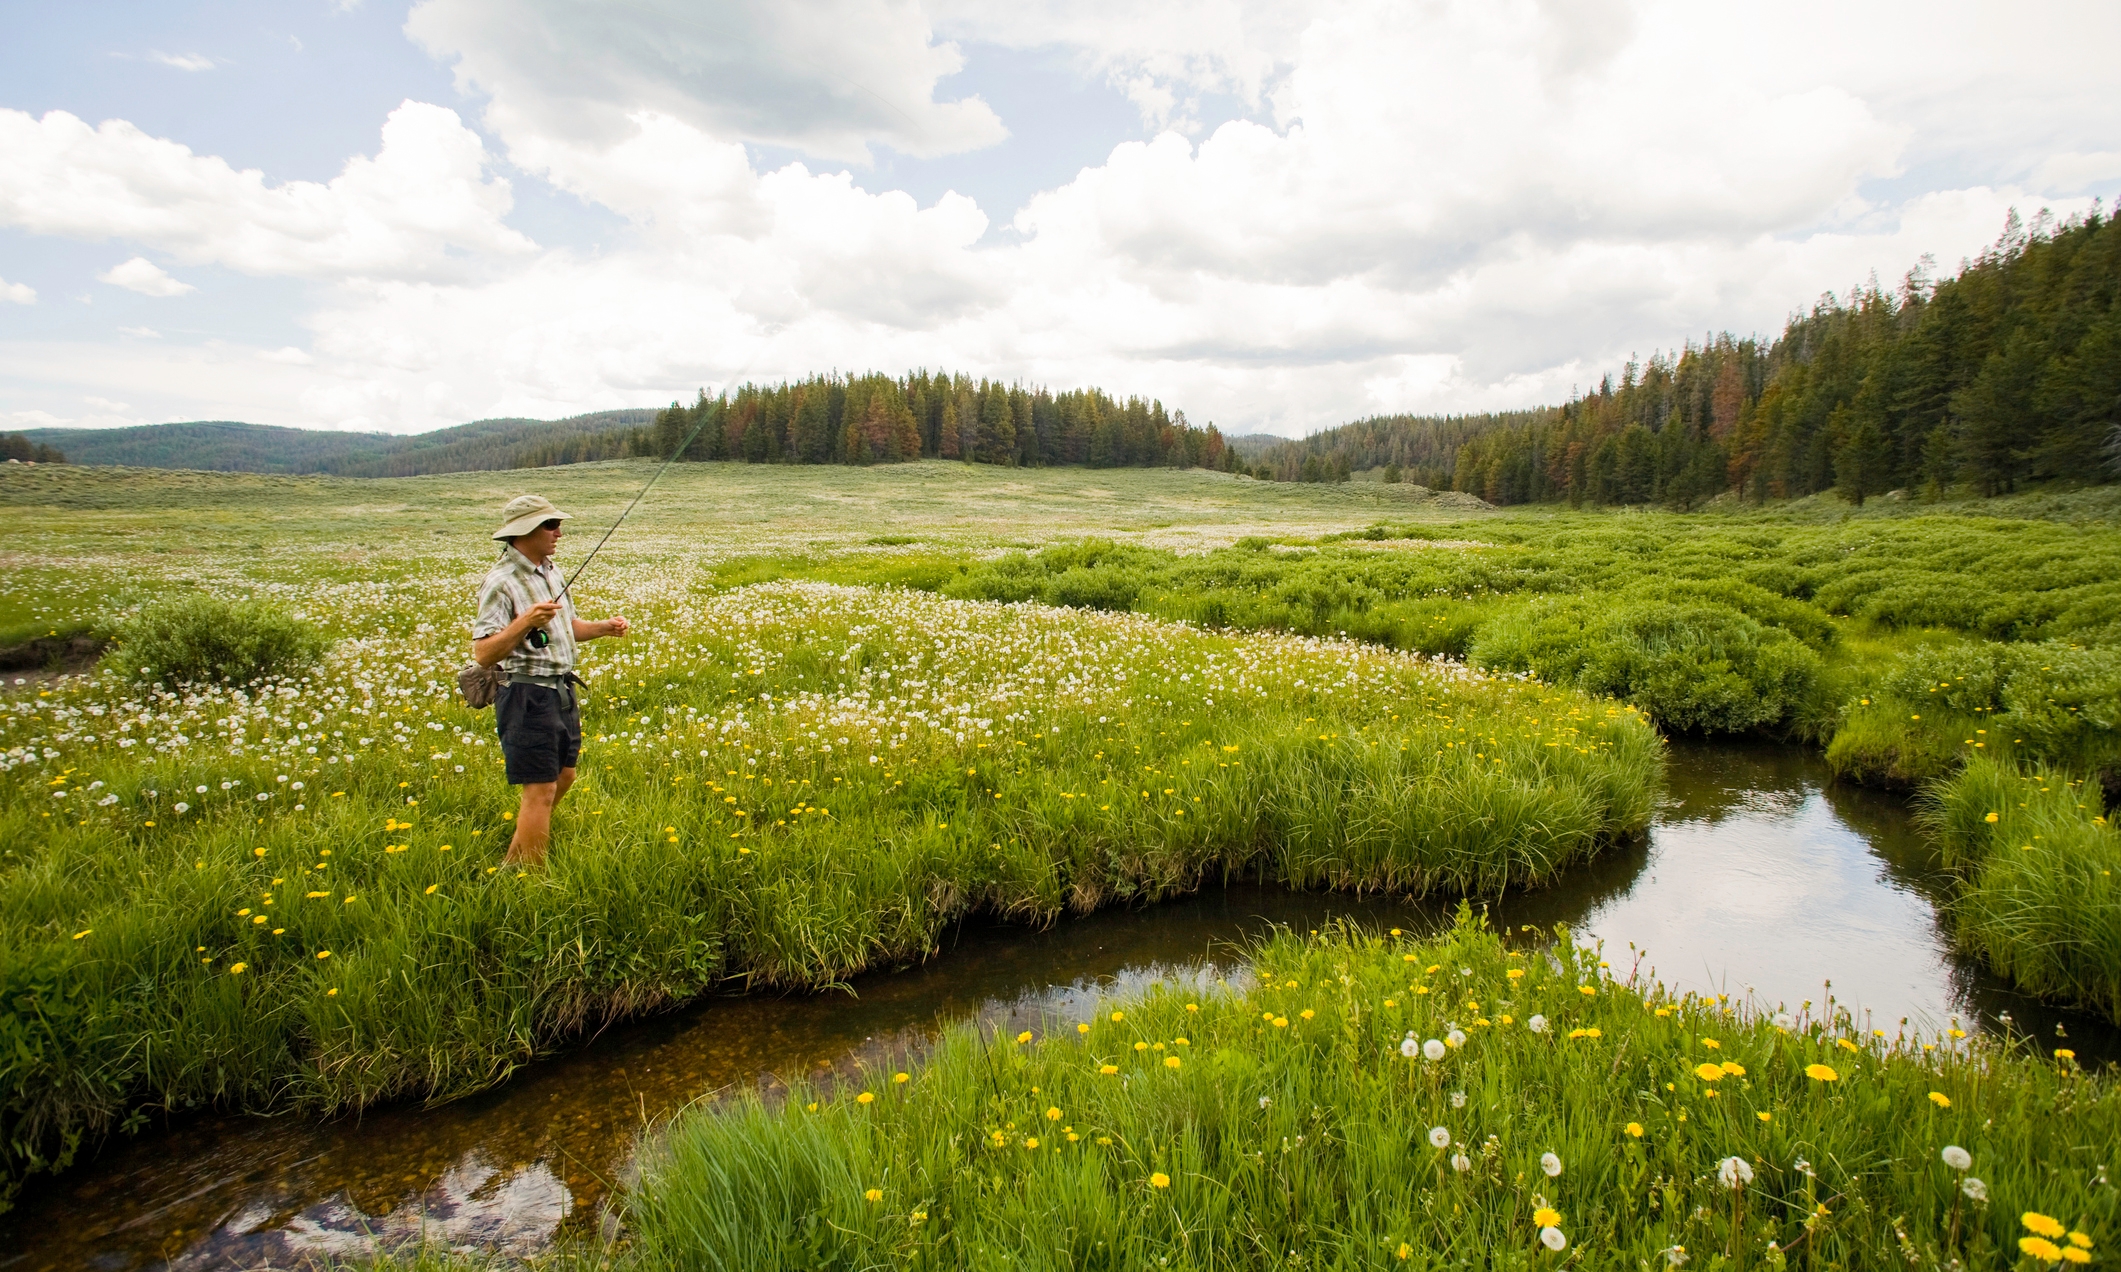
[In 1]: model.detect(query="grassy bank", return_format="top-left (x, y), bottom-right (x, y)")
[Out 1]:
top-left (1923, 757), bottom-right (2121, 1021)
top-left (0, 583), bottom-right (1656, 1208)
top-left (623, 916), bottom-right (2116, 1269)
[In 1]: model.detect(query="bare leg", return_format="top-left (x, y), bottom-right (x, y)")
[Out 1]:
top-left (505, 764), bottom-right (575, 867)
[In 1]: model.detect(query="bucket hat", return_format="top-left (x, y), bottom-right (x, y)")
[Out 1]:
top-left (492, 494), bottom-right (573, 540)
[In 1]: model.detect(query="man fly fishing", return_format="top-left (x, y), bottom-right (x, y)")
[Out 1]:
top-left (473, 494), bottom-right (632, 867)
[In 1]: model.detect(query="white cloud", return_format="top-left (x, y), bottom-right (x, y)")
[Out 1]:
top-left (405, 0), bottom-right (1007, 164)
top-left (117, 326), bottom-right (160, 338)
top-left (10, 0), bottom-right (2121, 436)
top-left (0, 276), bottom-right (33, 304)
top-left (0, 101), bottom-right (532, 281)
top-left (83, 395), bottom-right (131, 411)
top-left (97, 257), bottom-right (194, 297)
top-left (147, 51), bottom-right (215, 72)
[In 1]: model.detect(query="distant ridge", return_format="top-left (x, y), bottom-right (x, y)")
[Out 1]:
top-left (19, 410), bottom-right (655, 477)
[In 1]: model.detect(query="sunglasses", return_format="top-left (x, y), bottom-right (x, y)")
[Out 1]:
top-left (537, 519), bottom-right (563, 533)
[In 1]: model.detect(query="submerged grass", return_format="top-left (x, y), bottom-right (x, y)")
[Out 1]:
top-left (625, 916), bottom-right (2117, 1270)
top-left (1922, 757), bottom-right (2121, 1021)
top-left (0, 582), bottom-right (1656, 1208)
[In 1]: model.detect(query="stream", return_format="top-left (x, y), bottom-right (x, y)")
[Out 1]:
top-left (9, 738), bottom-right (2115, 1270)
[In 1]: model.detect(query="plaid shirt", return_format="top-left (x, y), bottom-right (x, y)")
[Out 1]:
top-left (473, 546), bottom-right (578, 677)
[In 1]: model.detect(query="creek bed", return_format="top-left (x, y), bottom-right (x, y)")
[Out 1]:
top-left (6, 738), bottom-right (2114, 1270)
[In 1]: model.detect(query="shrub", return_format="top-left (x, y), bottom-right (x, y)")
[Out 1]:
top-left (110, 593), bottom-right (329, 688)
top-left (1470, 599), bottom-right (1824, 733)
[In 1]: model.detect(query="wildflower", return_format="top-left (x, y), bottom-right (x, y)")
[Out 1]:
top-left (1450, 1090), bottom-right (1466, 1109)
top-left (2024, 1214), bottom-right (2067, 1240)
top-left (864, 1188), bottom-right (883, 1202)
top-left (896, 1073), bottom-right (911, 1085)
top-left (1077, 1023), bottom-right (1091, 1034)
top-left (1428, 1127), bottom-right (1450, 1149)
top-left (1136, 1042), bottom-right (1149, 1052)
top-left (856, 1092), bottom-right (875, 1105)
top-left (1694, 1062), bottom-right (1724, 1082)
top-left (1163, 1056), bottom-right (1181, 1069)
top-left (1528, 1014), bottom-right (1548, 1033)
top-left (1451, 1152), bottom-right (1471, 1172)
top-left (228, 962), bottom-right (247, 974)
top-left (1718, 1157), bottom-right (1754, 1188)
top-left (1016, 1030), bottom-right (1032, 1044)
top-left (1625, 1122), bottom-right (1643, 1138)
top-left (2021, 1236), bottom-right (2063, 1261)
top-left (1399, 1037), bottom-right (1420, 1058)
top-left (1300, 1009), bottom-right (1315, 1020)
top-left (1110, 1011), bottom-right (1124, 1022)
top-left (1149, 1172), bottom-right (1170, 1189)
top-left (1423, 1039), bottom-right (1446, 1061)
top-left (2055, 1048), bottom-right (2076, 1061)
top-left (1963, 1177), bottom-right (1988, 1202)
top-left (1539, 1226), bottom-right (1567, 1252)
top-left (1045, 1106), bottom-right (1060, 1120)
top-left (1662, 1247), bottom-right (1688, 1267)
top-left (1540, 1152), bottom-right (1562, 1177)
top-left (1929, 1091), bottom-right (1951, 1108)
top-left (1446, 1029), bottom-right (1466, 1048)
top-left (1397, 1243), bottom-right (1412, 1260)
top-left (1756, 1111), bottom-right (1772, 1123)
top-left (316, 950), bottom-right (331, 959)
top-left (1100, 1064), bottom-right (1119, 1075)
top-left (1804, 1063), bottom-right (1838, 1082)
top-left (1507, 968), bottom-right (1525, 980)
top-left (2070, 1233), bottom-right (2093, 1250)
top-left (1259, 1096), bottom-right (1271, 1109)
top-left (1985, 812), bottom-right (2000, 823)
top-left (1024, 1137), bottom-right (1038, 1149)
top-left (1578, 985), bottom-right (1595, 997)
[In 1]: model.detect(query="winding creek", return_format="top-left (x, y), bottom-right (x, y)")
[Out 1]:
top-left (9, 738), bottom-right (2116, 1270)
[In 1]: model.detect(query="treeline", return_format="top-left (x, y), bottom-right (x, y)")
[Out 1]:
top-left (652, 371), bottom-right (1234, 470)
top-left (0, 433), bottom-right (64, 464)
top-left (20, 412), bottom-right (653, 477)
top-left (1255, 207), bottom-right (2121, 507)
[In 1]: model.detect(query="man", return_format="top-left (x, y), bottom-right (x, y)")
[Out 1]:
top-left (472, 493), bottom-right (631, 867)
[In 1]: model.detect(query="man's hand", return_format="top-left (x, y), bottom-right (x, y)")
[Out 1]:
top-left (602, 615), bottom-right (630, 638)
top-left (523, 600), bottom-right (564, 630)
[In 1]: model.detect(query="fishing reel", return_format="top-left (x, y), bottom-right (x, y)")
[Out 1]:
top-left (527, 627), bottom-right (552, 649)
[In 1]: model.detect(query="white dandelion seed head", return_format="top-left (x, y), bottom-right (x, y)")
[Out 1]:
top-left (173, 802), bottom-right (189, 813)
top-left (1539, 1226), bottom-right (1566, 1252)
top-left (1446, 1029), bottom-right (1466, 1048)
top-left (1451, 1152), bottom-right (1471, 1173)
top-left (1717, 1156), bottom-right (1754, 1189)
top-left (1528, 1014), bottom-right (1548, 1033)
top-left (196, 785), bottom-right (208, 794)
top-left (1664, 1246), bottom-right (1689, 1267)
top-left (1450, 1090), bottom-right (1466, 1109)
top-left (1422, 1039), bottom-right (1446, 1061)
top-left (1428, 1126), bottom-right (1450, 1149)
top-left (220, 781), bottom-right (232, 790)
top-left (1259, 1096), bottom-right (1271, 1109)
top-left (1942, 1145), bottom-right (1971, 1171)
top-left (1400, 1037), bottom-right (1420, 1058)
top-left (1541, 1151), bottom-right (1562, 1177)
top-left (1962, 1177), bottom-right (1988, 1203)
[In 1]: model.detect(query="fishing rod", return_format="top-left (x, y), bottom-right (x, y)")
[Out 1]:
top-left (526, 408), bottom-right (715, 646)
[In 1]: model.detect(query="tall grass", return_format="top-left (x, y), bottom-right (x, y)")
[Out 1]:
top-left (1922, 756), bottom-right (2121, 1021)
top-left (626, 915), bottom-right (2117, 1270)
top-left (0, 583), bottom-right (1657, 1208)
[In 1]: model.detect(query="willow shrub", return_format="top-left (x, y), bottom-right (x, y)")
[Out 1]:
top-left (1467, 598), bottom-right (1824, 734)
top-left (1922, 757), bottom-right (2121, 1021)
top-left (1830, 642), bottom-right (2121, 788)
top-left (627, 915), bottom-right (2116, 1271)
top-left (108, 592), bottom-right (330, 690)
top-left (0, 584), bottom-right (1658, 1210)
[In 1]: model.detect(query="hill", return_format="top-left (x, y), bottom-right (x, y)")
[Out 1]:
top-left (19, 410), bottom-right (655, 477)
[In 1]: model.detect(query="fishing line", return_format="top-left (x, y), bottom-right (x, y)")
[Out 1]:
top-left (557, 400), bottom-right (720, 600)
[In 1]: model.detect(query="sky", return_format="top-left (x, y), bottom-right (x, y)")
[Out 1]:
top-left (2, 1), bottom-right (2118, 439)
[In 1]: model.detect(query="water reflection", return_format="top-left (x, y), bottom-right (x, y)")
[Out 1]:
top-left (8, 739), bottom-right (2114, 1270)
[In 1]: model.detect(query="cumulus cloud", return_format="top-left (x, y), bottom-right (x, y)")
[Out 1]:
top-left (0, 101), bottom-right (532, 280)
top-left (97, 257), bottom-right (194, 296)
top-left (405, 0), bottom-right (1007, 163)
top-left (0, 276), bottom-right (33, 304)
top-left (10, 0), bottom-right (2121, 435)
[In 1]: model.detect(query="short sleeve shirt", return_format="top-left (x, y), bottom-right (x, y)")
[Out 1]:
top-left (473, 546), bottom-right (578, 677)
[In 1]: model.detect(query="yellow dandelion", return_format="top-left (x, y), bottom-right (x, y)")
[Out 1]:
top-left (1805, 1063), bottom-right (1838, 1082)
top-left (228, 962), bottom-right (248, 975)
top-left (864, 1188), bottom-right (883, 1202)
top-left (1533, 1206), bottom-right (1561, 1227)
top-left (1300, 1009), bottom-right (1315, 1020)
top-left (1929, 1091), bottom-right (1951, 1108)
top-left (1694, 1062), bottom-right (1724, 1082)
top-left (856, 1092), bottom-right (875, 1105)
top-left (2020, 1236), bottom-right (2063, 1261)
top-left (1110, 1011), bottom-right (1124, 1022)
top-left (1077, 1022), bottom-right (1091, 1034)
top-left (1045, 1106), bottom-right (1061, 1120)
top-left (1624, 1122), bottom-right (1643, 1138)
top-left (1397, 1243), bottom-right (1412, 1260)
top-left (2024, 1214), bottom-right (2066, 1239)
top-left (1163, 1056), bottom-right (1181, 1069)
top-left (1099, 1064), bottom-right (1119, 1075)
top-left (1016, 1030), bottom-right (1033, 1044)
top-left (316, 950), bottom-right (331, 960)
top-left (1757, 1111), bottom-right (1772, 1123)
top-left (894, 1072), bottom-right (910, 1084)
top-left (1149, 1172), bottom-right (1170, 1189)
top-left (1579, 985), bottom-right (1596, 997)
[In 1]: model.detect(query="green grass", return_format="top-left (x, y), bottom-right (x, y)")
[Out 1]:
top-left (622, 915), bottom-right (2117, 1270)
top-left (0, 581), bottom-right (1656, 1210)
top-left (1921, 757), bottom-right (2121, 1021)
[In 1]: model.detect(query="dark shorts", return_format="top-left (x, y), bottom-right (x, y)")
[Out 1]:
top-left (496, 682), bottom-right (581, 785)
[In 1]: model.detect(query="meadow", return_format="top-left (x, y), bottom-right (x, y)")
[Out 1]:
top-left (3, 459), bottom-right (2119, 1245)
top-left (620, 917), bottom-right (2116, 1270)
